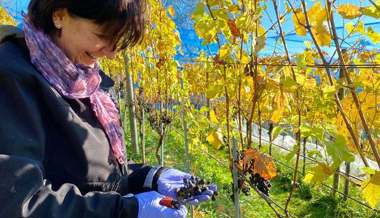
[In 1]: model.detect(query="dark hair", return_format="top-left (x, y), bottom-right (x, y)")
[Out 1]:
top-left (28, 0), bottom-right (146, 50)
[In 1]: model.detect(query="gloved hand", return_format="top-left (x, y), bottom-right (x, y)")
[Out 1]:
top-left (157, 168), bottom-right (217, 205)
top-left (132, 191), bottom-right (187, 218)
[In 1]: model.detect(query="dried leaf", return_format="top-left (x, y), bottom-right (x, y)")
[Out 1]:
top-left (240, 148), bottom-right (277, 180)
top-left (227, 19), bottom-right (241, 37)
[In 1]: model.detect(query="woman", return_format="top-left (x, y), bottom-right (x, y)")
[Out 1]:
top-left (0, 0), bottom-right (216, 218)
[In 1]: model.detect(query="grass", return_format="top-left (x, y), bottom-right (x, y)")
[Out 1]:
top-left (121, 108), bottom-right (380, 217)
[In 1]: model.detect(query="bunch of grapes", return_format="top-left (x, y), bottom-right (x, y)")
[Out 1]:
top-left (249, 173), bottom-right (271, 196)
top-left (176, 176), bottom-right (218, 202)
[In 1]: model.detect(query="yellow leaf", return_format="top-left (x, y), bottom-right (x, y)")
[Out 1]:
top-left (345, 22), bottom-right (354, 33)
top-left (312, 25), bottom-right (331, 47)
top-left (271, 109), bottom-right (283, 123)
top-left (360, 5), bottom-right (380, 19)
top-left (228, 5), bottom-right (240, 13)
top-left (309, 2), bottom-right (326, 26)
top-left (367, 27), bottom-right (380, 44)
top-left (219, 45), bottom-right (230, 59)
top-left (292, 9), bottom-right (306, 36)
top-left (362, 171), bottom-right (380, 208)
top-left (304, 163), bottom-right (334, 185)
top-left (207, 130), bottom-right (224, 149)
top-left (337, 4), bottom-right (362, 19)
top-left (209, 110), bottom-right (219, 123)
top-left (167, 5), bottom-right (176, 17)
top-left (271, 93), bottom-right (286, 123)
top-left (0, 7), bottom-right (16, 26)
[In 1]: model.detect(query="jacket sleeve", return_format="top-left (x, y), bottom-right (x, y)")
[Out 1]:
top-left (127, 164), bottom-right (166, 194)
top-left (0, 72), bottom-right (138, 218)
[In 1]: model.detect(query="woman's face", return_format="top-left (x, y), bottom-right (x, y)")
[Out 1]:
top-left (52, 9), bottom-right (116, 67)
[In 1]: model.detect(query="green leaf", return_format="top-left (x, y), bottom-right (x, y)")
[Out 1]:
top-left (362, 167), bottom-right (377, 175)
top-left (326, 135), bottom-right (355, 168)
top-left (280, 75), bottom-right (298, 91)
top-left (307, 149), bottom-right (323, 159)
top-left (271, 126), bottom-right (283, 141)
top-left (300, 124), bottom-right (312, 138)
top-left (322, 85), bottom-right (337, 96)
top-left (285, 144), bottom-right (299, 162)
top-left (192, 2), bottom-right (205, 20)
top-left (206, 84), bottom-right (223, 99)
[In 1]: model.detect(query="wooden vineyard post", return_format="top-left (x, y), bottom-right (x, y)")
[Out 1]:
top-left (180, 72), bottom-right (193, 218)
top-left (138, 88), bottom-right (146, 164)
top-left (343, 162), bottom-right (351, 201)
top-left (269, 122), bottom-right (274, 155)
top-left (160, 101), bottom-right (165, 166)
top-left (232, 138), bottom-right (241, 218)
top-left (302, 137), bottom-right (307, 176)
top-left (332, 169), bottom-right (340, 197)
top-left (124, 55), bottom-right (139, 156)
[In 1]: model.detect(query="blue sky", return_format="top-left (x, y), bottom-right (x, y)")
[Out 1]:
top-left (1, 0), bottom-right (379, 61)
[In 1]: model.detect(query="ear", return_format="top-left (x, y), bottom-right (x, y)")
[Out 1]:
top-left (52, 8), bottom-right (69, 29)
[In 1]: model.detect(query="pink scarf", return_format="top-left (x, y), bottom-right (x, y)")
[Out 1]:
top-left (23, 17), bottom-right (125, 165)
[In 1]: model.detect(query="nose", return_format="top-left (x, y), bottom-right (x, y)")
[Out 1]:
top-left (96, 44), bottom-right (117, 59)
top-left (94, 38), bottom-right (117, 59)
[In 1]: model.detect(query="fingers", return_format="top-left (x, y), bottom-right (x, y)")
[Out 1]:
top-left (207, 184), bottom-right (218, 192)
top-left (180, 183), bottom-right (218, 205)
top-left (183, 198), bottom-right (199, 205)
top-left (162, 204), bottom-right (187, 218)
top-left (183, 195), bottom-right (211, 205)
top-left (201, 189), bottom-right (214, 196)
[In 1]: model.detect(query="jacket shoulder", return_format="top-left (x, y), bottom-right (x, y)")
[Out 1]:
top-left (0, 40), bottom-right (40, 81)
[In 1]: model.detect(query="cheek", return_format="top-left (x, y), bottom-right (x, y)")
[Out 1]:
top-left (77, 36), bottom-right (102, 53)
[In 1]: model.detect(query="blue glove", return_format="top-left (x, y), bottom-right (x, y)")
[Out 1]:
top-left (131, 191), bottom-right (187, 218)
top-left (157, 168), bottom-right (217, 205)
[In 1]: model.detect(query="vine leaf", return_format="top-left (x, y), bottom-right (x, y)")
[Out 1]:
top-left (362, 171), bottom-right (380, 208)
top-left (227, 19), bottom-right (241, 37)
top-left (271, 126), bottom-right (283, 141)
top-left (304, 163), bottom-right (334, 186)
top-left (207, 130), bottom-right (223, 149)
top-left (239, 148), bottom-right (277, 180)
top-left (337, 4), bottom-right (362, 19)
top-left (167, 5), bottom-right (176, 17)
top-left (209, 110), bottom-right (219, 124)
top-left (292, 9), bottom-right (306, 36)
top-left (291, 3), bottom-right (331, 46)
top-left (0, 7), bottom-right (16, 26)
top-left (360, 3), bottom-right (380, 19)
top-left (326, 134), bottom-right (355, 168)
